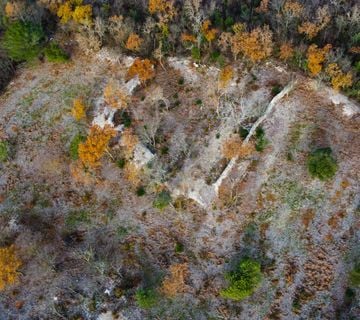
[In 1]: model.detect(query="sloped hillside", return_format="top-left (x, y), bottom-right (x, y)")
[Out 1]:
top-left (0, 52), bottom-right (359, 320)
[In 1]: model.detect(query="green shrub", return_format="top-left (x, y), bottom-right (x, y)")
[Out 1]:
top-left (354, 61), bottom-right (360, 74)
top-left (135, 288), bottom-right (158, 309)
top-left (210, 51), bottom-right (225, 67)
top-left (195, 98), bottom-right (202, 105)
top-left (136, 186), bottom-right (146, 196)
top-left (69, 133), bottom-right (85, 160)
top-left (175, 242), bottom-right (184, 253)
top-left (160, 146), bottom-right (169, 155)
top-left (255, 127), bottom-right (269, 152)
top-left (349, 264), bottom-right (360, 287)
top-left (121, 110), bottom-right (132, 128)
top-left (191, 46), bottom-right (201, 61)
top-left (0, 140), bottom-right (9, 162)
top-left (44, 42), bottom-right (69, 63)
top-left (2, 21), bottom-right (45, 62)
top-left (307, 148), bottom-right (337, 181)
top-left (116, 226), bottom-right (130, 239)
top-left (239, 126), bottom-right (249, 139)
top-left (116, 158), bottom-right (126, 169)
top-left (65, 210), bottom-right (91, 229)
top-left (224, 16), bottom-right (234, 28)
top-left (153, 190), bottom-right (172, 210)
top-left (271, 84), bottom-right (283, 96)
top-left (220, 258), bottom-right (262, 301)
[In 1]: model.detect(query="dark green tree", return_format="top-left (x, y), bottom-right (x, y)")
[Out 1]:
top-left (307, 148), bottom-right (338, 181)
top-left (44, 42), bottom-right (69, 63)
top-left (220, 258), bottom-right (262, 301)
top-left (2, 21), bottom-right (45, 62)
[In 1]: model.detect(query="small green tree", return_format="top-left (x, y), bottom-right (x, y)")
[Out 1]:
top-left (307, 148), bottom-right (337, 181)
top-left (135, 288), bottom-right (158, 309)
top-left (153, 190), bottom-right (172, 210)
top-left (255, 127), bottom-right (269, 152)
top-left (44, 42), bottom-right (69, 63)
top-left (349, 263), bottom-right (360, 287)
top-left (0, 141), bottom-right (9, 162)
top-left (191, 46), bottom-right (201, 62)
top-left (220, 258), bottom-right (262, 301)
top-left (69, 133), bottom-right (85, 160)
top-left (2, 21), bottom-right (45, 62)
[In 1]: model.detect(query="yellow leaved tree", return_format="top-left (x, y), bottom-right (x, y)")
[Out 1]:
top-left (72, 4), bottom-right (92, 24)
top-left (57, 0), bottom-right (92, 25)
top-left (0, 245), bottom-right (22, 291)
top-left (71, 98), bottom-right (86, 121)
top-left (201, 20), bottom-right (218, 43)
top-left (326, 63), bottom-right (353, 91)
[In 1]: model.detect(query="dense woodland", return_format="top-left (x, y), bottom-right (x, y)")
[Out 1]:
top-left (0, 0), bottom-right (359, 98)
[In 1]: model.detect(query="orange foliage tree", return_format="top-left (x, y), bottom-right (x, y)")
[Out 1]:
top-left (0, 245), bottom-right (22, 291)
top-left (230, 23), bottom-right (245, 60)
top-left (279, 43), bottom-right (294, 61)
top-left (71, 98), bottom-right (86, 121)
top-left (306, 44), bottom-right (331, 76)
top-left (298, 22), bottom-right (319, 39)
top-left (148, 0), bottom-right (176, 24)
top-left (5, 1), bottom-right (23, 19)
top-left (283, 0), bottom-right (303, 18)
top-left (326, 63), bottom-right (353, 91)
top-left (181, 33), bottom-right (197, 44)
top-left (148, 0), bottom-right (167, 14)
top-left (161, 263), bottom-right (189, 297)
top-left (231, 25), bottom-right (273, 62)
top-left (121, 128), bottom-right (138, 159)
top-left (298, 6), bottom-right (330, 39)
top-left (256, 0), bottom-right (269, 13)
top-left (103, 81), bottom-right (129, 109)
top-left (126, 58), bottom-right (155, 83)
top-left (218, 65), bottom-right (234, 89)
top-left (78, 125), bottom-right (116, 168)
top-left (125, 33), bottom-right (143, 52)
